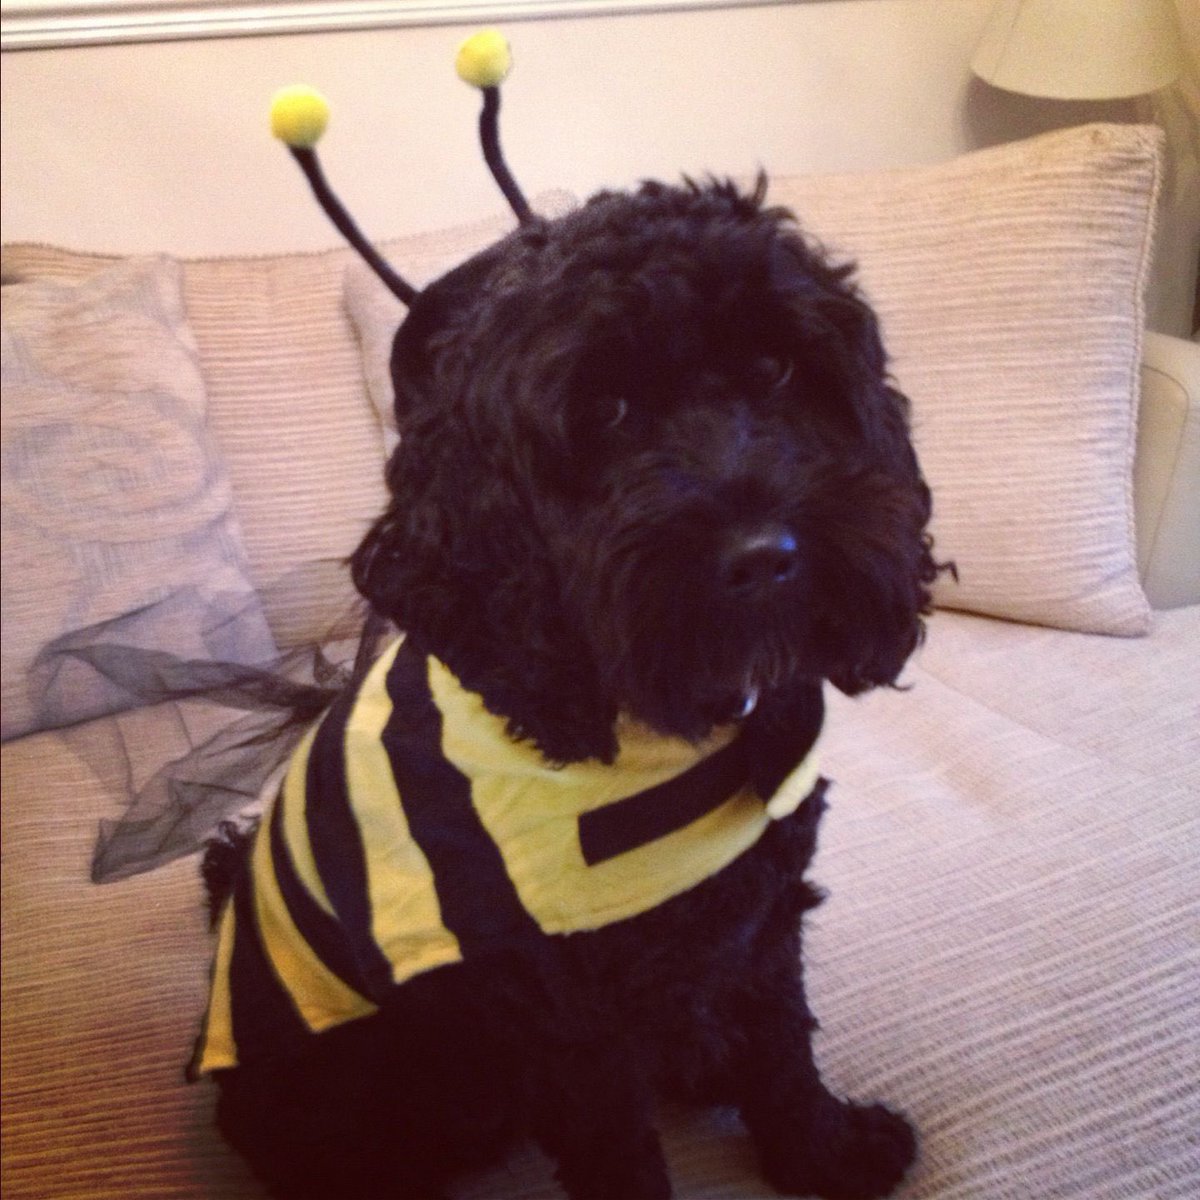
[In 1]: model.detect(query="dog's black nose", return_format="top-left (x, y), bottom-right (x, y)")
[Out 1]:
top-left (720, 525), bottom-right (801, 595)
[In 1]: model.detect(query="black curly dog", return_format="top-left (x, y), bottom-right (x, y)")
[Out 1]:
top-left (207, 177), bottom-right (937, 1200)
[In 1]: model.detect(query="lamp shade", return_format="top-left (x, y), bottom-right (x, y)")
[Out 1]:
top-left (971, 0), bottom-right (1185, 99)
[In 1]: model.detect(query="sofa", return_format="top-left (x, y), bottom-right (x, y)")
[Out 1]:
top-left (2, 121), bottom-right (1197, 1200)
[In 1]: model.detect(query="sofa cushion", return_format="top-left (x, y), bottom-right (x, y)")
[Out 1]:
top-left (3, 607), bottom-right (1196, 1198)
top-left (0, 717), bottom-right (260, 1198)
top-left (768, 123), bottom-right (1159, 636)
top-left (0, 256), bottom-right (275, 741)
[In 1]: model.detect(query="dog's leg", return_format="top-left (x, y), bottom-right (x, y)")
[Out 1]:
top-left (491, 949), bottom-right (672, 1200)
top-left (521, 1033), bottom-right (673, 1200)
top-left (733, 913), bottom-right (917, 1200)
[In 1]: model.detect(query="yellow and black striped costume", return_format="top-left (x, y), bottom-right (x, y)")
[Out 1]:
top-left (191, 638), bottom-right (822, 1076)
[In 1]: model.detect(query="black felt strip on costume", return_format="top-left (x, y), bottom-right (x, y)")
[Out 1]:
top-left (576, 734), bottom-right (752, 867)
top-left (226, 851), bottom-right (313, 1066)
top-left (578, 687), bottom-right (825, 867)
top-left (268, 795), bottom-right (372, 999)
top-left (382, 641), bottom-right (541, 954)
top-left (304, 685), bottom-right (397, 1000)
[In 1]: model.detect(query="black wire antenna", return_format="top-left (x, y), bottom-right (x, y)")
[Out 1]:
top-left (288, 145), bottom-right (419, 306)
top-left (478, 85), bottom-right (533, 225)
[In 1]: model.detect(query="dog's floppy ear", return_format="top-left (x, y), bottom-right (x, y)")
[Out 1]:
top-left (772, 237), bottom-right (942, 694)
top-left (386, 243), bottom-right (508, 425)
top-left (351, 401), bottom-right (619, 766)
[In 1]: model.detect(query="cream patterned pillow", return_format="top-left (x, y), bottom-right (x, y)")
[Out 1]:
top-left (1, 256), bottom-right (276, 740)
top-left (767, 123), bottom-right (1159, 636)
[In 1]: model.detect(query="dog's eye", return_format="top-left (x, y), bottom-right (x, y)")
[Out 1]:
top-left (596, 396), bottom-right (629, 431)
top-left (565, 394), bottom-right (630, 451)
top-left (749, 354), bottom-right (794, 394)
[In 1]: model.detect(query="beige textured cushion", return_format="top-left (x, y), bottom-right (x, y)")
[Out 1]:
top-left (0, 257), bottom-right (275, 740)
top-left (0, 719), bottom-right (260, 1198)
top-left (768, 124), bottom-right (1160, 636)
top-left (345, 127), bottom-right (1159, 636)
top-left (1135, 332), bottom-right (1200, 609)
top-left (178, 251), bottom-right (388, 648)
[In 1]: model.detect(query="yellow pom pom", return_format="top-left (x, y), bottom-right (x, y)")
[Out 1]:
top-left (455, 30), bottom-right (512, 89)
top-left (270, 85), bottom-right (330, 149)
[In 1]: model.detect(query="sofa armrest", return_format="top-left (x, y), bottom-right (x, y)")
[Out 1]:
top-left (1135, 331), bottom-right (1200, 610)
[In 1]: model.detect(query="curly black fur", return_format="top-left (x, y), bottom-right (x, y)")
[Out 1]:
top-left (210, 177), bottom-right (938, 1199)
top-left (354, 176), bottom-right (937, 762)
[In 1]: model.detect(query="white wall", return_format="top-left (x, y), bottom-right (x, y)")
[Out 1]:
top-left (2, 0), bottom-right (1198, 333)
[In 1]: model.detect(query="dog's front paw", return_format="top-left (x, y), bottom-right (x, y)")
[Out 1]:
top-left (554, 1134), bottom-right (672, 1200)
top-left (755, 1098), bottom-right (916, 1200)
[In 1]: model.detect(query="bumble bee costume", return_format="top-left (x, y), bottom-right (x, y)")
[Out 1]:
top-left (192, 637), bottom-right (823, 1074)
top-left (189, 32), bottom-right (825, 1078)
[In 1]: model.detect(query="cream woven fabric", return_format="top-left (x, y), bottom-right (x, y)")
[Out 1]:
top-left (768, 124), bottom-right (1161, 636)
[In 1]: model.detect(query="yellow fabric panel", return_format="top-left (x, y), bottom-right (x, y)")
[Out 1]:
top-left (344, 643), bottom-right (463, 983)
top-left (765, 740), bottom-right (824, 820)
top-left (250, 797), bottom-right (378, 1033)
top-left (195, 903), bottom-right (239, 1073)
top-left (278, 721), bottom-right (335, 917)
top-left (428, 658), bottom-right (772, 934)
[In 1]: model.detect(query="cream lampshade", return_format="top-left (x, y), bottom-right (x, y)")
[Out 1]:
top-left (971, 0), bottom-right (1185, 99)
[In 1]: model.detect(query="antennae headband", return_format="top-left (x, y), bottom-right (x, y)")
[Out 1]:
top-left (269, 31), bottom-right (535, 306)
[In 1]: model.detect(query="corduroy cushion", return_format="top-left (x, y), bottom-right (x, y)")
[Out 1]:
top-left (344, 125), bottom-right (1160, 636)
top-left (767, 124), bottom-right (1160, 636)
top-left (0, 257), bottom-right (275, 740)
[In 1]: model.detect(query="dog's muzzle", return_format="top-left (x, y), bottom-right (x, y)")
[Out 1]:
top-left (718, 523), bottom-right (802, 598)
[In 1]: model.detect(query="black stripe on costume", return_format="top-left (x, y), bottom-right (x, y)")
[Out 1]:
top-left (578, 688), bottom-right (825, 867)
top-left (226, 846), bottom-right (313, 1066)
top-left (304, 684), bottom-right (396, 1000)
top-left (268, 796), bottom-right (371, 997)
top-left (382, 642), bottom-right (541, 955)
top-left (578, 734), bottom-right (751, 866)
